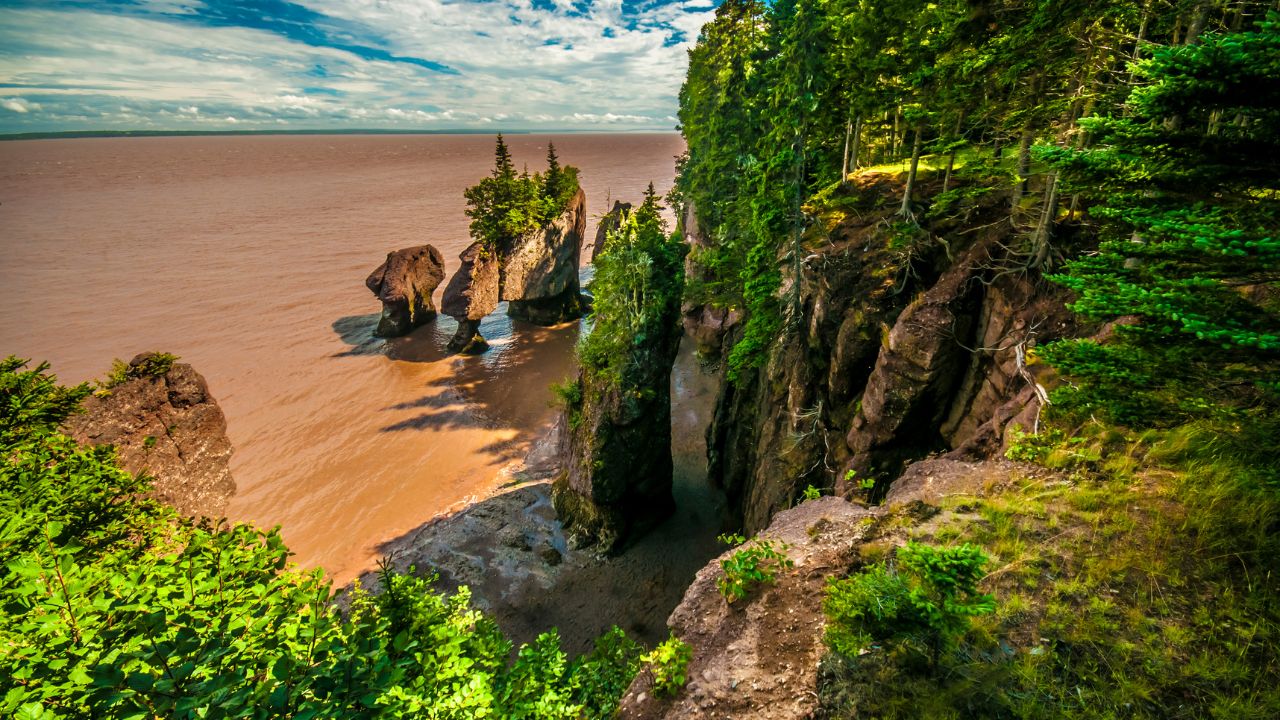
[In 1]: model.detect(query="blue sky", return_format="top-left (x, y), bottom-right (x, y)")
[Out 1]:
top-left (0, 0), bottom-right (719, 132)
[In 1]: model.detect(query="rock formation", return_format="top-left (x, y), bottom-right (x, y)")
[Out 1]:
top-left (591, 200), bottom-right (631, 262)
top-left (365, 244), bottom-right (446, 337)
top-left (617, 497), bottom-right (877, 719)
top-left (617, 460), bottom-right (1053, 719)
top-left (440, 241), bottom-right (501, 353)
top-left (439, 188), bottom-right (589, 350)
top-left (63, 353), bottom-right (235, 518)
top-left (504, 188), bottom-right (589, 324)
top-left (678, 201), bottom-right (739, 357)
top-left (701, 175), bottom-right (1079, 534)
top-left (552, 203), bottom-right (687, 553)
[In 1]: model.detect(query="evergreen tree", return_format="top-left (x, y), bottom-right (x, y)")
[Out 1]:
top-left (1039, 12), bottom-right (1280, 424)
top-left (465, 136), bottom-right (580, 251)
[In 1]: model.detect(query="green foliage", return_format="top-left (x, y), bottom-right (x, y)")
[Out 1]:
top-left (801, 485), bottom-right (822, 501)
top-left (0, 358), bottom-right (641, 719)
top-left (95, 351), bottom-right (179, 392)
top-left (578, 187), bottom-right (686, 389)
top-left (1039, 14), bottom-right (1280, 427)
top-left (464, 135), bottom-right (580, 252)
top-left (716, 537), bottom-right (794, 604)
top-left (824, 542), bottom-right (994, 664)
top-left (640, 633), bottom-right (692, 697)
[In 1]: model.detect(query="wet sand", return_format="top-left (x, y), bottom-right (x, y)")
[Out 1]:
top-left (0, 132), bottom-right (686, 583)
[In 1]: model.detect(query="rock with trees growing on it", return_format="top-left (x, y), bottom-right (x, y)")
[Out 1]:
top-left (440, 136), bottom-right (588, 351)
top-left (591, 200), bottom-right (632, 263)
top-left (62, 352), bottom-right (236, 519)
top-left (503, 186), bottom-right (589, 325)
top-left (365, 244), bottom-right (446, 338)
top-left (553, 185), bottom-right (686, 553)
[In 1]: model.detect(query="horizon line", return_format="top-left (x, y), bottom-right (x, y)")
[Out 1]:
top-left (0, 127), bottom-right (682, 141)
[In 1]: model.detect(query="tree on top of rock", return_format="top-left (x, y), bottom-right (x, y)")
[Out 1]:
top-left (465, 135), bottom-right (581, 252)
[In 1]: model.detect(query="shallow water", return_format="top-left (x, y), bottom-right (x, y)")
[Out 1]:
top-left (0, 132), bottom-right (686, 583)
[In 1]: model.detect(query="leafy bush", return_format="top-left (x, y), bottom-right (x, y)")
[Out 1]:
top-left (824, 542), bottom-right (994, 665)
top-left (95, 351), bottom-right (179, 392)
top-left (578, 184), bottom-right (685, 389)
top-left (640, 633), bottom-right (692, 698)
top-left (0, 357), bottom-right (640, 719)
top-left (716, 535), bottom-right (794, 604)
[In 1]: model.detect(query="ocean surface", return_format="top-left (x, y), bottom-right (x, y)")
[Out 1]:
top-left (0, 132), bottom-right (687, 583)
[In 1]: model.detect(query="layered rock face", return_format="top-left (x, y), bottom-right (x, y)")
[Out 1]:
top-left (440, 188), bottom-right (589, 349)
top-left (591, 200), bottom-right (631, 263)
top-left (700, 176), bottom-right (1079, 533)
top-left (553, 338), bottom-right (681, 553)
top-left (365, 244), bottom-right (445, 337)
top-left (504, 188), bottom-right (589, 324)
top-left (63, 353), bottom-right (236, 518)
top-left (678, 200), bottom-right (739, 357)
top-left (440, 242), bottom-right (501, 353)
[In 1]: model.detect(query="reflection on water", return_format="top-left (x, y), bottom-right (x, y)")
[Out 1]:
top-left (0, 133), bottom-right (682, 583)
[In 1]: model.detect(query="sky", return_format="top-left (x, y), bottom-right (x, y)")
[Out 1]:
top-left (0, 0), bottom-right (720, 133)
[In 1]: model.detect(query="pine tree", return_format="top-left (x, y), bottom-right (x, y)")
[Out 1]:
top-left (1039, 12), bottom-right (1280, 424)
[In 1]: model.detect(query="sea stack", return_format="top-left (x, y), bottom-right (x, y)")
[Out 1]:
top-left (503, 187), bottom-right (589, 325)
top-left (551, 202), bottom-right (687, 553)
top-left (439, 187), bottom-right (590, 351)
top-left (440, 241), bottom-right (501, 354)
top-left (63, 352), bottom-right (236, 519)
top-left (591, 200), bottom-right (631, 263)
top-left (365, 244), bottom-right (446, 337)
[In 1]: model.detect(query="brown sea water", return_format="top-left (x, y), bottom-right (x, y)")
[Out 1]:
top-left (0, 132), bottom-right (686, 583)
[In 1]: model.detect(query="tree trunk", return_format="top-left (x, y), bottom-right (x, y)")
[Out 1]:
top-left (1010, 127), bottom-right (1034, 219)
top-left (841, 117), bottom-right (852, 183)
top-left (1029, 170), bottom-right (1060, 267)
top-left (850, 115), bottom-right (862, 174)
top-left (898, 125), bottom-right (923, 219)
top-left (942, 114), bottom-right (962, 193)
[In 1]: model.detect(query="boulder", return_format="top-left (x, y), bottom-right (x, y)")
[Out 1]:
top-left (617, 497), bottom-right (879, 719)
top-left (63, 353), bottom-right (235, 518)
top-left (504, 188), bottom-right (589, 325)
top-left (441, 241), bottom-right (500, 353)
top-left (365, 244), bottom-right (445, 337)
top-left (591, 200), bottom-right (632, 262)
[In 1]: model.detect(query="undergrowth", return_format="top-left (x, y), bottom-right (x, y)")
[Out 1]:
top-left (818, 417), bottom-right (1280, 719)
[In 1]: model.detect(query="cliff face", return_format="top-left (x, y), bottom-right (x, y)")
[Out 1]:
top-left (63, 354), bottom-right (235, 518)
top-left (703, 176), bottom-right (1079, 534)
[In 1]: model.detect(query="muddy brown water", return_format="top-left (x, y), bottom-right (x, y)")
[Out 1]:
top-left (0, 133), bottom-right (689, 584)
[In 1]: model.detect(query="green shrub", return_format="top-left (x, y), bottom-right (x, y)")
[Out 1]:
top-left (95, 352), bottom-right (179, 393)
top-left (0, 357), bottom-right (640, 719)
top-left (641, 633), bottom-right (692, 697)
top-left (824, 542), bottom-right (994, 665)
top-left (716, 536), bottom-right (794, 604)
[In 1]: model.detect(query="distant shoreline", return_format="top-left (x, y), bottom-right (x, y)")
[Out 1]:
top-left (0, 128), bottom-right (679, 141)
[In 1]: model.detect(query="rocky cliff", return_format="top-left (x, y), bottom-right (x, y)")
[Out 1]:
top-left (701, 174), bottom-right (1079, 534)
top-left (63, 353), bottom-right (236, 518)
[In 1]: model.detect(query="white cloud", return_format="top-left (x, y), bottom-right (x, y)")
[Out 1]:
top-left (0, 1), bottom-right (718, 132)
top-left (1, 97), bottom-right (38, 113)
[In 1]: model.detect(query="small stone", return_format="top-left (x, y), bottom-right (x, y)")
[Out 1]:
top-left (538, 544), bottom-right (562, 566)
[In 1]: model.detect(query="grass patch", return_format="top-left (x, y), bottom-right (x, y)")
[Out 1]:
top-left (818, 420), bottom-right (1280, 719)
